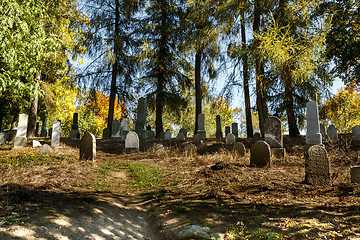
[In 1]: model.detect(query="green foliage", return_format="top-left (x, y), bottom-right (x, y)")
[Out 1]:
top-left (126, 162), bottom-right (163, 189)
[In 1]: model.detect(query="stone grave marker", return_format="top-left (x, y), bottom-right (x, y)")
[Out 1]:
top-left (135, 97), bottom-right (147, 135)
top-left (253, 132), bottom-right (261, 140)
top-left (32, 140), bottom-right (42, 147)
top-left (351, 166), bottom-right (360, 183)
top-left (305, 145), bottom-right (331, 186)
top-left (193, 134), bottom-right (202, 145)
top-left (231, 122), bottom-right (239, 139)
top-left (158, 131), bottom-right (165, 140)
top-left (264, 116), bottom-right (283, 148)
top-left (7, 130), bottom-right (16, 143)
top-left (125, 131), bottom-right (139, 153)
top-left (320, 123), bottom-right (326, 140)
top-left (184, 143), bottom-right (197, 157)
top-left (147, 129), bottom-right (156, 140)
top-left (164, 130), bottom-right (172, 140)
top-left (102, 128), bottom-right (111, 139)
top-left (250, 141), bottom-right (271, 167)
top-left (14, 114), bottom-right (28, 149)
top-left (197, 113), bottom-right (206, 140)
top-left (179, 128), bottom-right (187, 138)
top-left (233, 142), bottom-right (246, 157)
top-left (226, 133), bottom-right (236, 144)
top-left (39, 144), bottom-right (52, 154)
top-left (327, 125), bottom-right (338, 142)
top-left (176, 132), bottom-right (186, 141)
top-left (35, 122), bottom-right (40, 137)
top-left (306, 101), bottom-right (322, 145)
top-left (0, 132), bottom-right (7, 145)
top-left (352, 125), bottom-right (360, 141)
top-left (51, 120), bottom-right (61, 148)
top-left (80, 132), bottom-right (96, 161)
top-left (155, 143), bottom-right (165, 156)
top-left (120, 119), bottom-right (130, 139)
top-left (111, 119), bottom-right (121, 138)
top-left (216, 115), bottom-right (222, 140)
top-left (40, 118), bottom-right (47, 137)
top-left (69, 113), bottom-right (80, 139)
top-left (225, 126), bottom-right (230, 138)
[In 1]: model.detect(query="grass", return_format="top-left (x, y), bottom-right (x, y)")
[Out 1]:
top-left (125, 162), bottom-right (163, 189)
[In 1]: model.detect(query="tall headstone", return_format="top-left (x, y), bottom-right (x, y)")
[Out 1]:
top-left (352, 125), bottom-right (360, 141)
top-left (305, 145), bottom-right (331, 186)
top-left (40, 118), bottom-right (47, 137)
top-left (164, 130), bottom-right (172, 140)
top-left (69, 113), bottom-right (80, 138)
top-left (327, 125), bottom-right (338, 142)
top-left (179, 128), bottom-right (187, 138)
top-left (231, 122), bottom-right (239, 139)
top-left (14, 114), bottom-right (28, 149)
top-left (224, 126), bottom-right (231, 137)
top-left (320, 123), bottom-right (326, 141)
top-left (306, 101), bottom-right (322, 145)
top-left (135, 97), bottom-right (147, 135)
top-left (226, 133), bottom-right (236, 144)
top-left (197, 113), bottom-right (206, 140)
top-left (35, 122), bottom-right (40, 137)
top-left (51, 120), bottom-right (61, 148)
top-left (216, 115), bottom-right (222, 140)
top-left (120, 119), bottom-right (130, 139)
top-left (250, 141), bottom-right (271, 167)
top-left (264, 116), bottom-right (283, 148)
top-left (125, 131), bottom-right (139, 153)
top-left (80, 132), bottom-right (96, 161)
top-left (111, 119), bottom-right (121, 138)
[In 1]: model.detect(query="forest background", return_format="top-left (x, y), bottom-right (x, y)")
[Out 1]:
top-left (0, 0), bottom-right (359, 139)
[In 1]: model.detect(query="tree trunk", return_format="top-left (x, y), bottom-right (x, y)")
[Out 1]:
top-left (27, 72), bottom-right (40, 138)
top-left (241, 10), bottom-right (253, 138)
top-left (194, 49), bottom-right (202, 134)
top-left (283, 71), bottom-right (300, 137)
top-left (0, 112), bottom-right (3, 132)
top-left (106, 0), bottom-right (120, 136)
top-left (253, 0), bottom-right (269, 136)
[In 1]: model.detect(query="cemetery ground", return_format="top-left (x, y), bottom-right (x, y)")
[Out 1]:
top-left (0, 137), bottom-right (360, 239)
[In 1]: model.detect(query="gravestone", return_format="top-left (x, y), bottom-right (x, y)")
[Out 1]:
top-left (179, 128), bottom-right (187, 138)
top-left (155, 143), bottom-right (165, 156)
top-left (40, 118), bottom-right (47, 137)
top-left (147, 129), bottom-right (156, 140)
top-left (184, 143), bottom-right (197, 157)
top-left (7, 130), bottom-right (17, 143)
top-left (250, 141), bottom-right (271, 167)
top-left (35, 122), bottom-right (40, 137)
top-left (111, 119), bottom-right (121, 138)
top-left (224, 126), bottom-right (230, 137)
top-left (51, 120), bottom-right (61, 148)
top-left (14, 114), bottom-right (28, 149)
top-left (216, 115), bottom-right (222, 140)
top-left (80, 132), bottom-right (96, 161)
top-left (135, 97), bottom-right (147, 135)
top-left (120, 119), bottom-right (130, 139)
top-left (102, 128), bottom-right (111, 139)
top-left (226, 133), bottom-right (236, 144)
top-left (253, 132), bottom-right (261, 140)
top-left (320, 123), bottom-right (326, 141)
top-left (306, 101), bottom-right (322, 145)
top-left (158, 131), bottom-right (165, 140)
top-left (164, 130), bottom-right (172, 140)
top-left (125, 131), bottom-right (139, 153)
top-left (197, 113), bottom-right (206, 140)
top-left (233, 142), bottom-right (246, 157)
top-left (176, 132), bottom-right (186, 141)
top-left (350, 166), bottom-right (360, 183)
top-left (0, 132), bottom-right (7, 145)
top-left (193, 134), bottom-right (202, 145)
top-left (327, 125), bottom-right (338, 142)
top-left (69, 113), bottom-right (80, 139)
top-left (32, 140), bottom-right (42, 147)
top-left (231, 122), bottom-right (239, 139)
top-left (39, 144), bottom-right (52, 154)
top-left (264, 116), bottom-right (283, 148)
top-left (305, 145), bottom-right (331, 186)
top-left (352, 125), bottom-right (360, 141)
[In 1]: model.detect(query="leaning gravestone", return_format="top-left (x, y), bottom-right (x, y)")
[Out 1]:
top-left (135, 97), bottom-right (147, 136)
top-left (179, 128), bottom-right (187, 138)
top-left (216, 115), bottom-right (222, 140)
top-left (225, 126), bottom-right (231, 138)
top-left (264, 116), bottom-right (283, 148)
top-left (176, 132), bottom-right (186, 141)
top-left (352, 125), bottom-right (360, 141)
top-left (39, 144), bottom-right (52, 155)
top-left (69, 113), bottom-right (80, 138)
top-left (250, 141), bottom-right (271, 167)
top-left (80, 132), bottom-right (96, 161)
top-left (306, 101), bottom-right (322, 145)
top-left (120, 118), bottom-right (130, 139)
top-left (305, 145), bottom-right (331, 186)
top-left (197, 113), bottom-right (206, 140)
top-left (233, 142), bottom-right (246, 157)
top-left (164, 130), bottom-right (172, 140)
top-left (125, 131), bottom-right (139, 153)
top-left (14, 114), bottom-right (28, 149)
top-left (40, 118), bottom-right (47, 137)
top-left (327, 125), bottom-right (338, 142)
top-left (231, 122), bottom-right (239, 139)
top-left (226, 133), bottom-right (236, 144)
top-left (111, 119), bottom-right (121, 138)
top-left (51, 120), bottom-right (61, 148)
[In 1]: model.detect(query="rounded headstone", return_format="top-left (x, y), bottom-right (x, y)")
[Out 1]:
top-left (226, 133), bottom-right (236, 144)
top-left (147, 130), bottom-right (156, 139)
top-left (80, 132), bottom-right (96, 161)
top-left (253, 132), bottom-right (261, 140)
top-left (305, 145), bottom-right (331, 186)
top-left (39, 144), bottom-right (52, 155)
top-left (125, 131), bottom-right (139, 153)
top-left (233, 142), bottom-right (246, 157)
top-left (250, 141), bottom-right (271, 167)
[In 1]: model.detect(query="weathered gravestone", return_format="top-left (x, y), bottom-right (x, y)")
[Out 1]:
top-left (176, 132), bottom-right (186, 141)
top-left (320, 123), bottom-right (326, 141)
top-left (184, 143), bottom-right (197, 157)
top-left (264, 116), bottom-right (283, 148)
top-left (14, 114), bottom-right (28, 149)
top-left (155, 143), bottom-right (165, 156)
top-left (253, 132), bottom-right (261, 140)
top-left (224, 126), bottom-right (230, 138)
top-left (350, 166), bottom-right (360, 183)
top-left (40, 118), bottom-right (47, 137)
top-left (102, 128), bottom-right (111, 139)
top-left (125, 131), bottom-right (139, 153)
top-left (69, 113), bottom-right (80, 138)
top-left (80, 132), bottom-right (96, 161)
top-left (120, 119), bottom-right (130, 139)
top-left (305, 145), bottom-right (331, 186)
top-left (226, 133), bottom-right (236, 144)
top-left (231, 122), bottom-right (239, 139)
top-left (135, 97), bottom-right (147, 137)
top-left (197, 113), bottom-right (206, 140)
top-left (327, 125), bottom-right (338, 142)
top-left (35, 122), bottom-right (40, 137)
top-left (147, 129), bottom-right (156, 140)
top-left (216, 115), bottom-right (223, 140)
top-left (306, 101), bottom-right (322, 145)
top-left (39, 144), bottom-right (52, 154)
top-left (51, 120), bottom-right (61, 148)
top-left (193, 134), bottom-right (202, 145)
top-left (352, 125), bottom-right (360, 141)
top-left (0, 132), bottom-right (7, 145)
top-left (111, 119), bottom-right (121, 138)
top-left (158, 131), bottom-right (165, 140)
top-left (233, 142), bottom-right (246, 157)
top-left (164, 130), bottom-right (172, 140)
top-left (250, 141), bottom-right (271, 167)
top-left (179, 128), bottom-right (187, 138)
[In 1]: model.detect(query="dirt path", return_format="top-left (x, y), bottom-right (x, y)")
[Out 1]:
top-left (0, 193), bottom-right (158, 240)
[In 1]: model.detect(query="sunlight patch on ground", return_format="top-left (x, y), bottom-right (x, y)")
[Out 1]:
top-left (51, 215), bottom-right (72, 227)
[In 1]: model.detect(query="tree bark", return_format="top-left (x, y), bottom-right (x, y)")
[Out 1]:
top-left (27, 72), bottom-right (40, 138)
top-left (283, 70), bottom-right (300, 137)
top-left (194, 49), bottom-right (202, 134)
top-left (241, 10), bottom-right (253, 138)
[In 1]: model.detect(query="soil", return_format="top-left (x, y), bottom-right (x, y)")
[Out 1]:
top-left (0, 135), bottom-right (360, 239)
